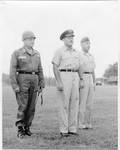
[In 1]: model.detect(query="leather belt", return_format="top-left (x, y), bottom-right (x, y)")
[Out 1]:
top-left (60, 69), bottom-right (78, 72)
top-left (17, 71), bottom-right (38, 75)
top-left (83, 72), bottom-right (92, 74)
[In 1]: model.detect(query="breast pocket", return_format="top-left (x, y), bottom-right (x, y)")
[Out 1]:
top-left (74, 56), bottom-right (80, 61)
top-left (62, 55), bottom-right (71, 60)
top-left (89, 60), bottom-right (95, 69)
top-left (18, 56), bottom-right (28, 66)
top-left (34, 55), bottom-right (40, 66)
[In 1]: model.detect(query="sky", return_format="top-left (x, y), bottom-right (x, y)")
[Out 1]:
top-left (0, 1), bottom-right (118, 78)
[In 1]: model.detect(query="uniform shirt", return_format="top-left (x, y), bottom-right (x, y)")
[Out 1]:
top-left (80, 52), bottom-right (95, 72)
top-left (10, 46), bottom-right (44, 90)
top-left (52, 46), bottom-right (83, 70)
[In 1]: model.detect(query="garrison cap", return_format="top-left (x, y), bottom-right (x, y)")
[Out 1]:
top-left (60, 29), bottom-right (75, 40)
top-left (22, 31), bottom-right (36, 41)
top-left (81, 37), bottom-right (90, 43)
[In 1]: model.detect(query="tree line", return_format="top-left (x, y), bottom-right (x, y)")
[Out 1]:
top-left (103, 62), bottom-right (118, 78)
top-left (2, 73), bottom-right (56, 86)
top-left (2, 62), bottom-right (118, 86)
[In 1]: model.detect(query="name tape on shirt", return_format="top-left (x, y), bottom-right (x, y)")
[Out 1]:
top-left (18, 56), bottom-right (27, 59)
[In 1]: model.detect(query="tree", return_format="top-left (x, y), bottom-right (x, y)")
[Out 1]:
top-left (103, 62), bottom-right (118, 78)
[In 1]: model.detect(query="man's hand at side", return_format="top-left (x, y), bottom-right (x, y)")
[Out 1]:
top-left (80, 79), bottom-right (84, 89)
top-left (14, 87), bottom-right (20, 93)
top-left (93, 83), bottom-right (96, 91)
top-left (57, 82), bottom-right (64, 91)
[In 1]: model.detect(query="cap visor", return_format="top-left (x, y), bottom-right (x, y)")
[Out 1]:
top-left (65, 34), bottom-right (75, 38)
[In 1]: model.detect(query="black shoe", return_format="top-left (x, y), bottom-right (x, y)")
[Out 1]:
top-left (24, 126), bottom-right (32, 136)
top-left (17, 126), bottom-right (26, 139)
top-left (60, 132), bottom-right (69, 137)
top-left (68, 132), bottom-right (78, 136)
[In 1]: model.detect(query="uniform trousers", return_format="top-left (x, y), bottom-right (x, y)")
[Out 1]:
top-left (15, 74), bottom-right (38, 127)
top-left (57, 72), bottom-right (79, 133)
top-left (79, 74), bottom-right (94, 126)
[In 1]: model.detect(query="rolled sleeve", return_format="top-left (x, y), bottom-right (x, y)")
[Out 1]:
top-left (52, 49), bottom-right (62, 67)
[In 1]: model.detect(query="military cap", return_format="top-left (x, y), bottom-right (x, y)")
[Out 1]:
top-left (22, 31), bottom-right (36, 41)
top-left (81, 37), bottom-right (90, 43)
top-left (60, 29), bottom-right (75, 40)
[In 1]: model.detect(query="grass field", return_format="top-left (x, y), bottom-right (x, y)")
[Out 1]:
top-left (2, 84), bottom-right (118, 150)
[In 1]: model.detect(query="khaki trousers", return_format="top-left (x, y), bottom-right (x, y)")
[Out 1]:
top-left (57, 72), bottom-right (79, 133)
top-left (79, 74), bottom-right (94, 126)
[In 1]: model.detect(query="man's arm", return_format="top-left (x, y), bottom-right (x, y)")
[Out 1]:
top-left (78, 52), bottom-right (84, 89)
top-left (10, 51), bottom-right (20, 92)
top-left (52, 48), bottom-right (63, 90)
top-left (78, 67), bottom-right (84, 89)
top-left (92, 70), bottom-right (95, 84)
top-left (92, 70), bottom-right (96, 91)
top-left (78, 67), bottom-right (83, 80)
top-left (53, 63), bottom-right (63, 91)
top-left (38, 55), bottom-right (45, 89)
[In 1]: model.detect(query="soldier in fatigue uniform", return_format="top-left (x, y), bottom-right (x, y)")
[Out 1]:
top-left (10, 31), bottom-right (45, 138)
top-left (78, 37), bottom-right (96, 129)
top-left (52, 30), bottom-right (84, 137)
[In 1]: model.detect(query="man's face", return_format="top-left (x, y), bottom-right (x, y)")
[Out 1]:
top-left (24, 37), bottom-right (35, 48)
top-left (81, 41), bottom-right (90, 53)
top-left (63, 36), bottom-right (74, 47)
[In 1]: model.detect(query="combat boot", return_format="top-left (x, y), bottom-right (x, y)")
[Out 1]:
top-left (24, 126), bottom-right (32, 136)
top-left (17, 126), bottom-right (26, 139)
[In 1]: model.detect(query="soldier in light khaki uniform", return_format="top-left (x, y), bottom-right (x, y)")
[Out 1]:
top-left (78, 37), bottom-right (96, 129)
top-left (52, 30), bottom-right (83, 137)
top-left (10, 31), bottom-right (45, 138)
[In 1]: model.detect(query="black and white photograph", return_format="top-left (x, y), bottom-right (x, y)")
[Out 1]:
top-left (1, 1), bottom-right (118, 149)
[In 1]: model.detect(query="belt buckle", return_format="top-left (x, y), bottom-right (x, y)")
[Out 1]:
top-left (66, 69), bottom-right (69, 72)
top-left (65, 69), bottom-right (67, 72)
top-left (71, 69), bottom-right (74, 72)
top-left (67, 69), bottom-right (71, 72)
top-left (71, 69), bottom-right (73, 72)
top-left (32, 72), bottom-right (35, 75)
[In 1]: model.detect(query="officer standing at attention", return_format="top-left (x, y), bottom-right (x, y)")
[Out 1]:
top-left (10, 31), bottom-right (45, 138)
top-left (52, 29), bottom-right (84, 137)
top-left (78, 37), bottom-right (96, 129)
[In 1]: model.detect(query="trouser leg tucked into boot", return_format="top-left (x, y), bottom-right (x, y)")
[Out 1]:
top-left (24, 126), bottom-right (32, 136)
top-left (17, 126), bottom-right (26, 139)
